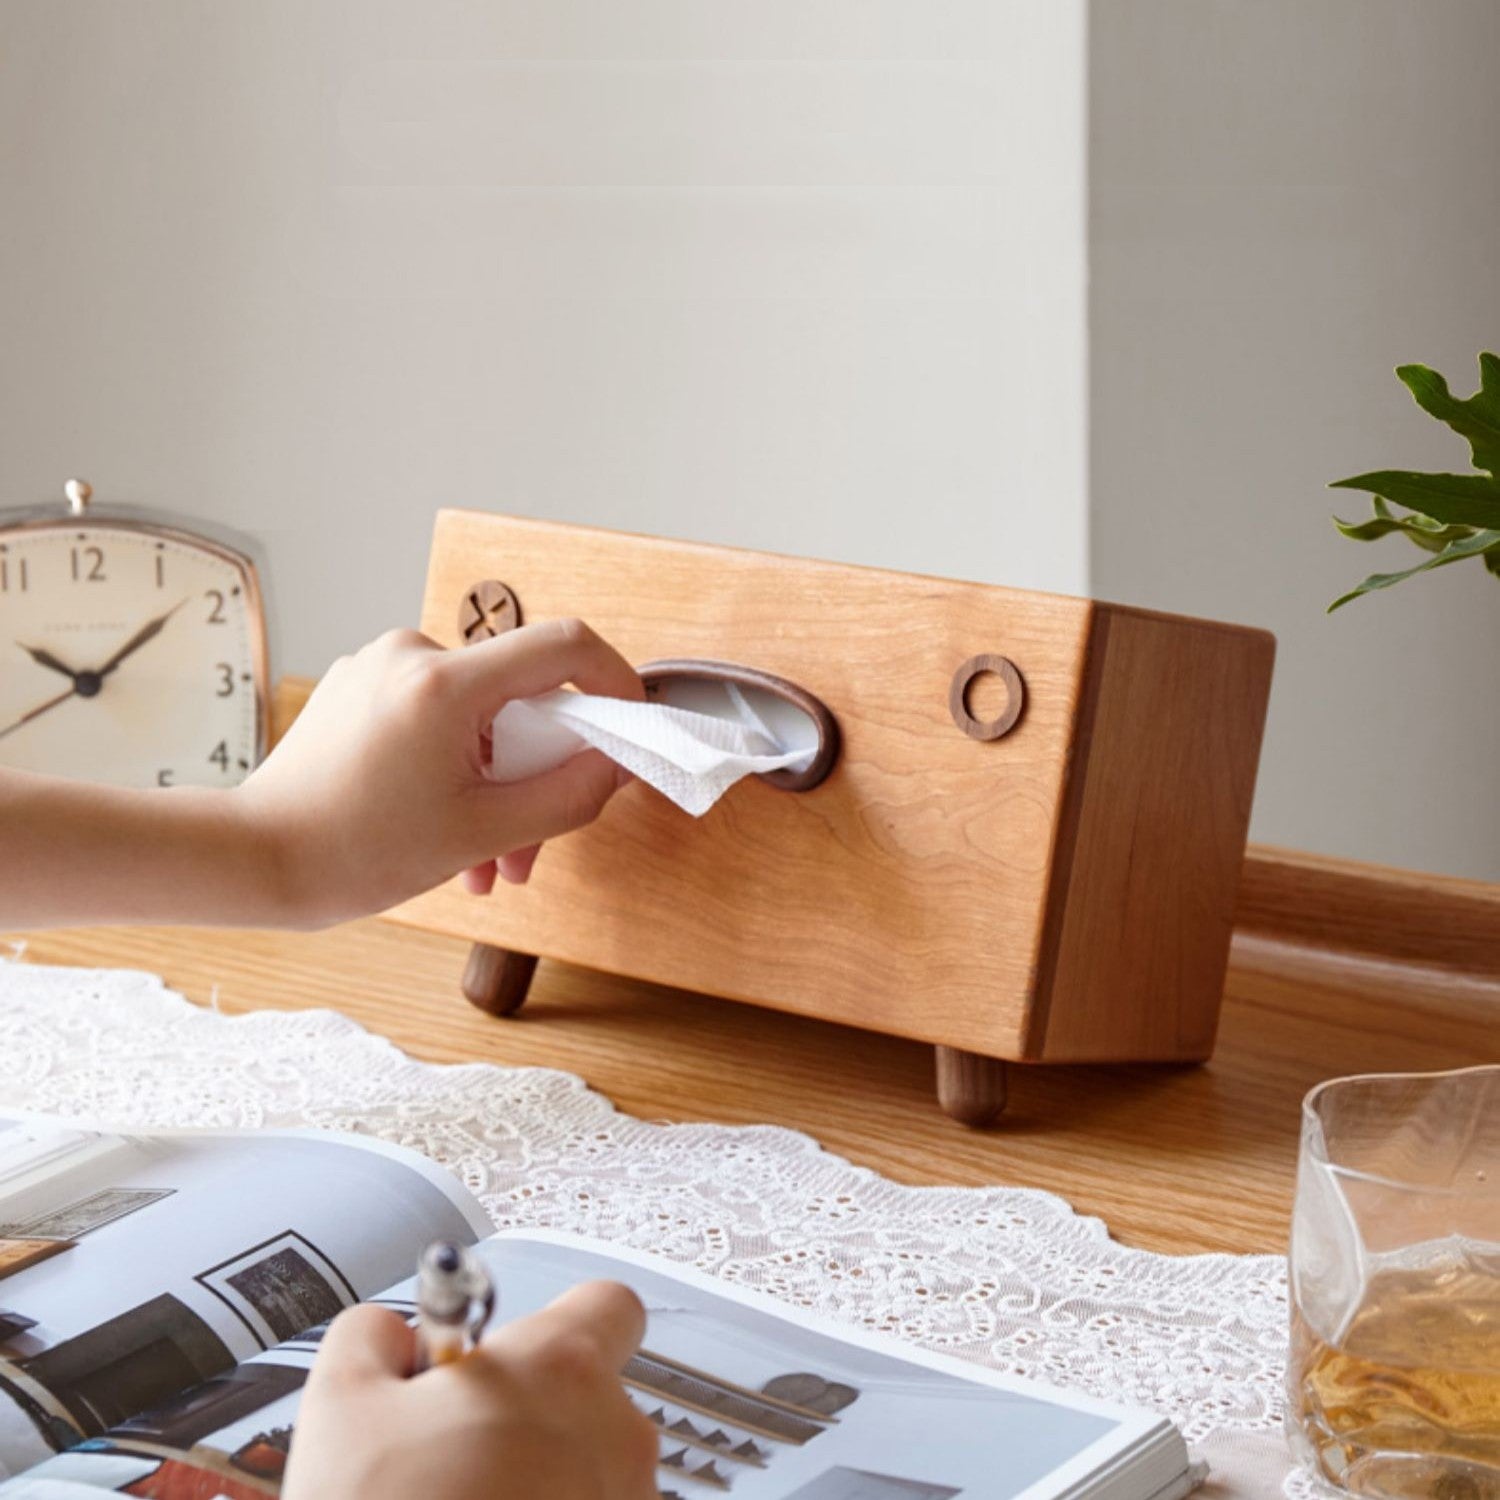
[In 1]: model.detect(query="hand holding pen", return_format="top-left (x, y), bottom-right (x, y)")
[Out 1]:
top-left (285, 1270), bottom-right (658, 1500)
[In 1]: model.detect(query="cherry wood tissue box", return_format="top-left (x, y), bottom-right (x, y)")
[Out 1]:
top-left (391, 510), bottom-right (1276, 1126)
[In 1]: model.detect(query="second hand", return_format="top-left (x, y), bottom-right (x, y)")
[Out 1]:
top-left (0, 683), bottom-right (79, 742)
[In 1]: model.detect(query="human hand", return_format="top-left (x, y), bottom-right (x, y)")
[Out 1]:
top-left (284, 1281), bottom-right (659, 1500)
top-left (238, 620), bottom-right (642, 928)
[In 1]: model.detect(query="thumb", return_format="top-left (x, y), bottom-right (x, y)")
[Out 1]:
top-left (312, 1305), bottom-right (417, 1385)
top-left (472, 748), bottom-right (629, 856)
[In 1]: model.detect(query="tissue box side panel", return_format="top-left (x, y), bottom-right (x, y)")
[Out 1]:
top-left (392, 510), bottom-right (1097, 1057)
top-left (1030, 604), bottom-right (1276, 1062)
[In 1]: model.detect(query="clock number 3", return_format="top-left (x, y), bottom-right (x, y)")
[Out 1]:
top-left (215, 663), bottom-right (235, 697)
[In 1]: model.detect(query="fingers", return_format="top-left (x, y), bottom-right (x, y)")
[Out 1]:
top-left (497, 844), bottom-right (540, 884)
top-left (314, 1304), bottom-right (417, 1383)
top-left (463, 850), bottom-right (536, 893)
top-left (462, 849), bottom-right (537, 892)
top-left (487, 1281), bottom-right (647, 1376)
top-left (441, 619), bottom-right (644, 716)
top-left (471, 749), bottom-right (625, 855)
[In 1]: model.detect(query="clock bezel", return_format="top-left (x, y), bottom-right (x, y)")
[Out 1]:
top-left (0, 502), bottom-right (272, 773)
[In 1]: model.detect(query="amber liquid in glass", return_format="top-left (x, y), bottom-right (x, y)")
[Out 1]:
top-left (1290, 1252), bottom-right (1500, 1498)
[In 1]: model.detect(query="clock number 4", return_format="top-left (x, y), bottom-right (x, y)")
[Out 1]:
top-left (208, 740), bottom-right (230, 773)
top-left (70, 545), bottom-right (106, 583)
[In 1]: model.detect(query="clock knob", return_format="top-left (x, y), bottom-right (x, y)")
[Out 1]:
top-left (64, 478), bottom-right (93, 515)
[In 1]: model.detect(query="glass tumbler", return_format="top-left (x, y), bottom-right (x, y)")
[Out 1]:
top-left (1287, 1065), bottom-right (1500, 1498)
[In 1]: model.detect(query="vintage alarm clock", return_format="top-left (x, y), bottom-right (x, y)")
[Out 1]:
top-left (0, 479), bottom-right (270, 788)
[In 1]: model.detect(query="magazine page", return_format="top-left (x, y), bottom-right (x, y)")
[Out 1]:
top-left (2, 1231), bottom-right (1189, 1500)
top-left (0, 1113), bottom-right (489, 1483)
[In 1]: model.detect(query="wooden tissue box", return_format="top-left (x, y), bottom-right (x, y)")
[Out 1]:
top-left (391, 510), bottom-right (1276, 1125)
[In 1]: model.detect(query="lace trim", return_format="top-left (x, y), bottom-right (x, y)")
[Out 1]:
top-left (0, 958), bottom-right (1301, 1495)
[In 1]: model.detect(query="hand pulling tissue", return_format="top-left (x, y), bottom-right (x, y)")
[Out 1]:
top-left (490, 684), bottom-right (816, 817)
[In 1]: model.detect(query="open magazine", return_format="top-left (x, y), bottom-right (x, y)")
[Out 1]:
top-left (0, 1113), bottom-right (1201, 1500)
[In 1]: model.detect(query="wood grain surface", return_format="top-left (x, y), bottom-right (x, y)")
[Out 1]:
top-left (395, 510), bottom-right (1273, 1069)
top-left (1237, 843), bottom-right (1500, 974)
top-left (1033, 604), bottom-right (1273, 1062)
top-left (401, 509), bottom-right (1096, 1061)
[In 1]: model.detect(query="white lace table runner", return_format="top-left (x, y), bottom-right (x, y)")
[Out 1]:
top-left (0, 958), bottom-right (1307, 1497)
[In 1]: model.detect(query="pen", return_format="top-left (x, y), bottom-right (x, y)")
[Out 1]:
top-left (414, 1240), bottom-right (496, 1371)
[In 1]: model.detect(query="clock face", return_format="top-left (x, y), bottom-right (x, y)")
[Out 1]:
top-left (0, 522), bottom-right (265, 788)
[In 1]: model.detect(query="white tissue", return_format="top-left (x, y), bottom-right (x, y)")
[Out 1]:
top-left (490, 685), bottom-right (815, 817)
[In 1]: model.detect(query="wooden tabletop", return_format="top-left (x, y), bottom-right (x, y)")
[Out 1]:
top-left (11, 915), bottom-right (1496, 1257)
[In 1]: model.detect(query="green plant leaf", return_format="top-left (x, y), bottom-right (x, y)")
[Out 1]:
top-left (1328, 469), bottom-right (1500, 528)
top-left (1397, 353), bottom-right (1500, 476)
top-left (1332, 497), bottom-right (1473, 552)
top-left (1328, 527), bottom-right (1500, 611)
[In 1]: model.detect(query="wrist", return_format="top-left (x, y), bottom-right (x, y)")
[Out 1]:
top-left (149, 784), bottom-right (302, 929)
top-left (218, 784), bottom-right (310, 929)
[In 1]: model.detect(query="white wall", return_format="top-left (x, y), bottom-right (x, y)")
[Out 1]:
top-left (1089, 0), bottom-right (1500, 879)
top-left (0, 0), bottom-right (1089, 682)
top-left (8, 0), bottom-right (1498, 879)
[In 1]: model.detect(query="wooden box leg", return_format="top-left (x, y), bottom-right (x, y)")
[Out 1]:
top-left (935, 1046), bottom-right (1008, 1127)
top-left (462, 943), bottom-right (538, 1018)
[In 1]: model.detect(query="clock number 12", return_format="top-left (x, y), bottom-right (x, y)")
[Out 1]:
top-left (70, 546), bottom-right (106, 583)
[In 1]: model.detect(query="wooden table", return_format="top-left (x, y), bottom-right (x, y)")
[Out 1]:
top-left (12, 912), bottom-right (1497, 1258)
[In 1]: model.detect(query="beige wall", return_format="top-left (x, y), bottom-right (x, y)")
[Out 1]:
top-left (1090, 0), bottom-right (1500, 879)
top-left (0, 0), bottom-right (1088, 679)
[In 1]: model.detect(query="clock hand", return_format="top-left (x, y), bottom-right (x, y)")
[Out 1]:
top-left (96, 598), bottom-right (188, 679)
top-left (1, 602), bottom-right (190, 742)
top-left (16, 643), bottom-right (80, 683)
top-left (0, 684), bottom-right (78, 743)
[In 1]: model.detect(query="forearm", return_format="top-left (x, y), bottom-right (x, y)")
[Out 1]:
top-left (0, 769), bottom-right (288, 930)
top-left (0, 624), bottom-right (637, 934)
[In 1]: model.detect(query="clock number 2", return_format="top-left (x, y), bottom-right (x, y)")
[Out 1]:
top-left (70, 546), bottom-right (106, 583)
top-left (205, 589), bottom-right (227, 624)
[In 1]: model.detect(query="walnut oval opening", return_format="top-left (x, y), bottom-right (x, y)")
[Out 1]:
top-left (639, 659), bottom-right (840, 793)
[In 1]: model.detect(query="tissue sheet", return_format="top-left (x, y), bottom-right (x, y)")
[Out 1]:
top-left (490, 688), bottom-right (814, 816)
